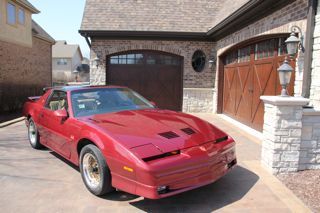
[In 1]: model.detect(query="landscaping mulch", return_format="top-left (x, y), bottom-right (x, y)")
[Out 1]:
top-left (277, 170), bottom-right (320, 212)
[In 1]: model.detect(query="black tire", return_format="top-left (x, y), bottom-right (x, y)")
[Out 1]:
top-left (27, 118), bottom-right (43, 149)
top-left (79, 144), bottom-right (114, 196)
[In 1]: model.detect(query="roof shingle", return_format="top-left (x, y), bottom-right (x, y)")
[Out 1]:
top-left (80, 0), bottom-right (249, 33)
top-left (52, 41), bottom-right (83, 59)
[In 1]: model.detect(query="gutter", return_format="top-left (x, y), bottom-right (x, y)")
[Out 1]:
top-left (78, 30), bottom-right (209, 41)
top-left (302, 0), bottom-right (317, 98)
top-left (79, 32), bottom-right (91, 48)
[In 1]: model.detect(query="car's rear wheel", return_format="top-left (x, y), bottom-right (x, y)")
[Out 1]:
top-left (28, 118), bottom-right (43, 149)
top-left (80, 144), bottom-right (114, 196)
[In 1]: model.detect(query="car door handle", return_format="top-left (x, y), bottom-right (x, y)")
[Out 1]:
top-left (40, 113), bottom-right (44, 118)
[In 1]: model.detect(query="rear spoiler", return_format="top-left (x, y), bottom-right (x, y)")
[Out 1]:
top-left (28, 96), bottom-right (41, 102)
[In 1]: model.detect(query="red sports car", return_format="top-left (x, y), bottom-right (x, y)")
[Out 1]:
top-left (23, 86), bottom-right (236, 199)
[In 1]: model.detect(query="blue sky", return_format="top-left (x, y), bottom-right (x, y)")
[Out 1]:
top-left (29, 0), bottom-right (90, 58)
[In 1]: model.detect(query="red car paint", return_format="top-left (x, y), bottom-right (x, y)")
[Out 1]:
top-left (23, 86), bottom-right (237, 199)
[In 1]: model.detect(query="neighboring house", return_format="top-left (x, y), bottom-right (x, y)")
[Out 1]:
top-left (52, 40), bottom-right (87, 85)
top-left (79, 0), bottom-right (316, 132)
top-left (0, 0), bottom-right (54, 113)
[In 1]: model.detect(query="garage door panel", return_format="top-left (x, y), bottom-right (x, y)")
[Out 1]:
top-left (107, 51), bottom-right (182, 111)
top-left (223, 66), bottom-right (237, 115)
top-left (235, 64), bottom-right (252, 122)
top-left (222, 37), bottom-right (296, 131)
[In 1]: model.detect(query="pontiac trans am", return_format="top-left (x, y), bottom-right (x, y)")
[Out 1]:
top-left (23, 86), bottom-right (236, 199)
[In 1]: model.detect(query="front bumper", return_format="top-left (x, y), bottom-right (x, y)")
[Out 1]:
top-left (113, 140), bottom-right (236, 199)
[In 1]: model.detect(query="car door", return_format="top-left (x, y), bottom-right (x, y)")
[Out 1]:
top-left (38, 90), bottom-right (72, 158)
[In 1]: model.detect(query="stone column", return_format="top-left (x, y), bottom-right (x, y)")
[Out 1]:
top-left (260, 96), bottom-right (309, 174)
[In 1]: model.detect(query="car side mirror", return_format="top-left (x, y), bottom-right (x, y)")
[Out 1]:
top-left (54, 109), bottom-right (68, 119)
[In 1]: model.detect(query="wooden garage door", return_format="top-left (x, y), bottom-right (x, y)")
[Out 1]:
top-left (107, 50), bottom-right (183, 111)
top-left (223, 38), bottom-right (295, 131)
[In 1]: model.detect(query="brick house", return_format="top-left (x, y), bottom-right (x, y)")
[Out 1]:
top-left (0, 0), bottom-right (54, 113)
top-left (79, 0), bottom-right (316, 133)
top-left (79, 0), bottom-right (320, 173)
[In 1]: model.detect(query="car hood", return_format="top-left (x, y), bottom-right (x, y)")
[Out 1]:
top-left (78, 109), bottom-right (227, 153)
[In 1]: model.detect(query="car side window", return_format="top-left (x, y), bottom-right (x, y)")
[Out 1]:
top-left (45, 91), bottom-right (68, 111)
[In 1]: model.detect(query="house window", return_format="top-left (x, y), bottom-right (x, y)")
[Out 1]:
top-left (57, 59), bottom-right (68, 65)
top-left (18, 8), bottom-right (25, 25)
top-left (7, 2), bottom-right (16, 25)
top-left (192, 50), bottom-right (206, 72)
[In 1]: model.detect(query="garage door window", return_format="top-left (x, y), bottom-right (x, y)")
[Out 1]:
top-left (254, 39), bottom-right (276, 60)
top-left (110, 54), bottom-right (143, 64)
top-left (238, 46), bottom-right (251, 63)
top-left (110, 52), bottom-right (180, 66)
top-left (278, 37), bottom-right (288, 56)
top-left (225, 51), bottom-right (238, 65)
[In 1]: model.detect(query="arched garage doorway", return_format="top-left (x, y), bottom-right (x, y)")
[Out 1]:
top-left (219, 36), bottom-right (295, 131)
top-left (106, 50), bottom-right (183, 111)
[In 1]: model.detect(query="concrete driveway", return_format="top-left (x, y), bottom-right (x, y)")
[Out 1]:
top-left (0, 114), bottom-right (310, 213)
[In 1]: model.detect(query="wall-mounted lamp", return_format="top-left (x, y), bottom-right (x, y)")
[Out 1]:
top-left (285, 25), bottom-right (305, 56)
top-left (92, 56), bottom-right (100, 68)
top-left (208, 57), bottom-right (216, 69)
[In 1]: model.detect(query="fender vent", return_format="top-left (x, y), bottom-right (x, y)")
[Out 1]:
top-left (181, 127), bottom-right (195, 135)
top-left (158, 131), bottom-right (179, 139)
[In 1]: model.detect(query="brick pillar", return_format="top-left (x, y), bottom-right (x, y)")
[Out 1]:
top-left (260, 96), bottom-right (309, 174)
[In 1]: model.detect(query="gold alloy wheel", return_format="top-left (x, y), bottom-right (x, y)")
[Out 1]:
top-left (83, 153), bottom-right (101, 188)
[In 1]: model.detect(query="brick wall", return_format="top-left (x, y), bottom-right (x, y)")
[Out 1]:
top-left (0, 37), bottom-right (52, 112)
top-left (310, 0), bottom-right (320, 109)
top-left (300, 109), bottom-right (320, 170)
top-left (90, 39), bottom-right (215, 88)
top-left (214, 0), bottom-right (308, 112)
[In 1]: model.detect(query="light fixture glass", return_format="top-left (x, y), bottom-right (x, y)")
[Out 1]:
top-left (208, 58), bottom-right (215, 68)
top-left (285, 32), bottom-right (300, 56)
top-left (93, 56), bottom-right (100, 68)
top-left (277, 58), bottom-right (293, 96)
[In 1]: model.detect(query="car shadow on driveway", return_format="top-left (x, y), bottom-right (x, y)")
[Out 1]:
top-left (48, 150), bottom-right (259, 212)
top-left (129, 166), bottom-right (259, 212)
top-left (49, 151), bottom-right (80, 172)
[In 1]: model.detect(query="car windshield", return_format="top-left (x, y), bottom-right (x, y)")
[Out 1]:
top-left (71, 88), bottom-right (154, 117)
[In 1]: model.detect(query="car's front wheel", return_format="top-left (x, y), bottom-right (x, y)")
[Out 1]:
top-left (80, 144), bottom-right (114, 196)
top-left (28, 118), bottom-right (43, 149)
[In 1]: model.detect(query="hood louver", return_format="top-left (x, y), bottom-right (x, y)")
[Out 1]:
top-left (158, 131), bottom-right (179, 139)
top-left (181, 127), bottom-right (196, 135)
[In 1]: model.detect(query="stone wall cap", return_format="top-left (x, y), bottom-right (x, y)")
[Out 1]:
top-left (183, 88), bottom-right (215, 91)
top-left (303, 108), bottom-right (320, 115)
top-left (260, 96), bottom-right (309, 106)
